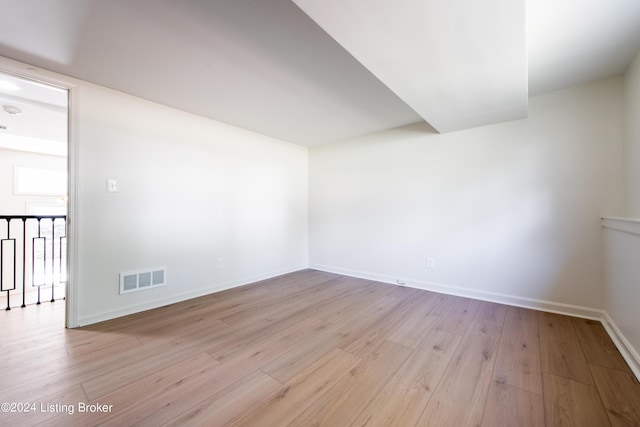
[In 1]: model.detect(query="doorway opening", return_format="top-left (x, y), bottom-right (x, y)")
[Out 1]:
top-left (0, 71), bottom-right (68, 317)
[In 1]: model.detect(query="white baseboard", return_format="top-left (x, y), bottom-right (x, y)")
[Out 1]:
top-left (76, 265), bottom-right (307, 326)
top-left (76, 261), bottom-right (640, 383)
top-left (310, 263), bottom-right (603, 320)
top-left (601, 312), bottom-right (640, 382)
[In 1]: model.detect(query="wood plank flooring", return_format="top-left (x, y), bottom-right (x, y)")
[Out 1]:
top-left (1, 269), bottom-right (639, 426)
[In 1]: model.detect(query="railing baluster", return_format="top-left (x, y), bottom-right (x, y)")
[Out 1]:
top-left (1, 218), bottom-right (18, 310)
top-left (50, 218), bottom-right (55, 303)
top-left (2, 218), bottom-right (6, 311)
top-left (2, 218), bottom-right (11, 310)
top-left (34, 217), bottom-right (42, 305)
top-left (0, 215), bottom-right (66, 309)
top-left (21, 218), bottom-right (26, 308)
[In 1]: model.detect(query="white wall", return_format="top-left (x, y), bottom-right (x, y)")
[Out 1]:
top-left (74, 83), bottom-right (308, 325)
top-left (602, 219), bottom-right (640, 378)
top-left (310, 78), bottom-right (624, 313)
top-left (624, 50), bottom-right (640, 215)
top-left (600, 48), bottom-right (640, 379)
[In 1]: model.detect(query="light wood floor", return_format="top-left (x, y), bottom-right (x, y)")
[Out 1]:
top-left (1, 269), bottom-right (639, 426)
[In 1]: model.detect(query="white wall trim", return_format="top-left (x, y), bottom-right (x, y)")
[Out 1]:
top-left (601, 311), bottom-right (640, 381)
top-left (76, 265), bottom-right (307, 326)
top-left (65, 83), bottom-right (80, 328)
top-left (602, 216), bottom-right (640, 236)
top-left (310, 263), bottom-right (603, 320)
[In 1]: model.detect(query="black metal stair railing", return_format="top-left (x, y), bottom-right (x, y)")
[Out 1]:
top-left (0, 215), bottom-right (67, 310)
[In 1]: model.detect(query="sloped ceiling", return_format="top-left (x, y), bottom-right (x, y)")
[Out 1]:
top-left (0, 0), bottom-right (639, 146)
top-left (292, 0), bottom-right (528, 133)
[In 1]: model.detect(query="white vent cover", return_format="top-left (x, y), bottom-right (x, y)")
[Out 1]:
top-left (119, 267), bottom-right (166, 294)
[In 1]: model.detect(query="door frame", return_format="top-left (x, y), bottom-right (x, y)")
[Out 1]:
top-left (0, 57), bottom-right (79, 327)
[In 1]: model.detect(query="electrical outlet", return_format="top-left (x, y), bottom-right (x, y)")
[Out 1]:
top-left (426, 257), bottom-right (435, 269)
top-left (216, 258), bottom-right (224, 269)
top-left (396, 279), bottom-right (406, 286)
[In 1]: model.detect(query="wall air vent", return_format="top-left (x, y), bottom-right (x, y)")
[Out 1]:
top-left (119, 267), bottom-right (166, 294)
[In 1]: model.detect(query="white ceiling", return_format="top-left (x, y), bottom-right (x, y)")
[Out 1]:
top-left (292, 0), bottom-right (528, 133)
top-left (0, 71), bottom-right (67, 156)
top-left (528, 0), bottom-right (640, 95)
top-left (0, 0), bottom-right (639, 147)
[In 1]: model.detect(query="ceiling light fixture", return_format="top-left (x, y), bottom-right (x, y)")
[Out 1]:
top-left (3, 105), bottom-right (22, 115)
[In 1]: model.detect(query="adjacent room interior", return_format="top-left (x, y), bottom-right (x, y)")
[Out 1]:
top-left (0, 71), bottom-right (68, 309)
top-left (1, 0), bottom-right (639, 425)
